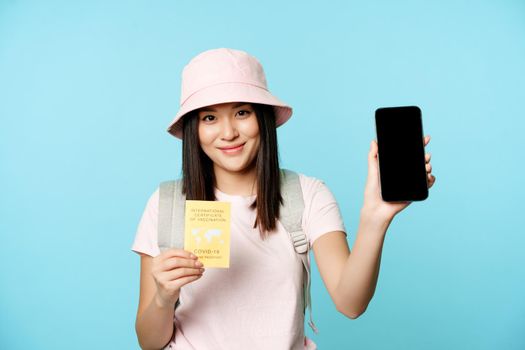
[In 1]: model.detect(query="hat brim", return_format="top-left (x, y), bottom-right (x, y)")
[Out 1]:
top-left (167, 82), bottom-right (292, 139)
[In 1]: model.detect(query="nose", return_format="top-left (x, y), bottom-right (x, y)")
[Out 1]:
top-left (220, 117), bottom-right (239, 141)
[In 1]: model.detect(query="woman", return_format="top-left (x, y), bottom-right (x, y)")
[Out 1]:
top-left (132, 48), bottom-right (436, 350)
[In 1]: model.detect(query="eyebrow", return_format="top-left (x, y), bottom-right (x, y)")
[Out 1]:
top-left (198, 102), bottom-right (250, 113)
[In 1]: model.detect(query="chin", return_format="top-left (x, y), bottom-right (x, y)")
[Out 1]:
top-left (221, 164), bottom-right (253, 174)
top-left (215, 158), bottom-right (257, 174)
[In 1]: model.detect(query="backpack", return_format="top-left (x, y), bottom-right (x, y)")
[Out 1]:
top-left (157, 169), bottom-right (318, 334)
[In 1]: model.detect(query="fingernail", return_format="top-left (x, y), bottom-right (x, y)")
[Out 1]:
top-left (196, 261), bottom-right (203, 267)
top-left (190, 253), bottom-right (196, 258)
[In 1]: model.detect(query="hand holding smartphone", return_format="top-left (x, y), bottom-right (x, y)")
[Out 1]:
top-left (375, 106), bottom-right (428, 202)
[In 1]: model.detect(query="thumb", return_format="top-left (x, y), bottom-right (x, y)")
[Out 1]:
top-left (368, 139), bottom-right (378, 164)
top-left (367, 139), bottom-right (379, 178)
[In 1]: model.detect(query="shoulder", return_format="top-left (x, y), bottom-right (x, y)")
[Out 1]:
top-left (297, 172), bottom-right (328, 192)
top-left (149, 178), bottom-right (184, 210)
top-left (284, 169), bottom-right (340, 208)
top-left (283, 170), bottom-right (334, 200)
top-left (285, 171), bottom-right (347, 247)
top-left (145, 186), bottom-right (160, 213)
top-left (131, 186), bottom-right (161, 257)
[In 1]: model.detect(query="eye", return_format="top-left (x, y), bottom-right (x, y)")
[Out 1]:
top-left (236, 110), bottom-right (252, 118)
top-left (201, 114), bottom-right (216, 122)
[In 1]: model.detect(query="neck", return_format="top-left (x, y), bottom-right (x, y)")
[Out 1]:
top-left (213, 164), bottom-right (257, 196)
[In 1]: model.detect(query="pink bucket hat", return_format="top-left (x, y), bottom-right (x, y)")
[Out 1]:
top-left (167, 48), bottom-right (293, 139)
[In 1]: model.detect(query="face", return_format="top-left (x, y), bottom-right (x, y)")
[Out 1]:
top-left (197, 102), bottom-right (260, 175)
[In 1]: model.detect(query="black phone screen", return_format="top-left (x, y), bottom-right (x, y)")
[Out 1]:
top-left (375, 106), bottom-right (428, 202)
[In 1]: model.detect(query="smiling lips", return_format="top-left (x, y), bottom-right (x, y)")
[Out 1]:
top-left (218, 143), bottom-right (246, 154)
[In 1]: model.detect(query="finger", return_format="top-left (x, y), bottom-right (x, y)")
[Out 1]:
top-left (162, 266), bottom-right (205, 282)
top-left (159, 248), bottom-right (197, 260)
top-left (369, 139), bottom-right (378, 161)
top-left (424, 135), bottom-right (431, 146)
top-left (367, 140), bottom-right (379, 177)
top-left (425, 153), bottom-right (431, 163)
top-left (163, 256), bottom-right (204, 271)
top-left (153, 250), bottom-right (200, 275)
top-left (370, 139), bottom-right (377, 153)
top-left (167, 274), bottom-right (203, 290)
top-left (426, 163), bottom-right (432, 173)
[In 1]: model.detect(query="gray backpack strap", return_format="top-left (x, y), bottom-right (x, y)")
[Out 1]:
top-left (158, 179), bottom-right (185, 252)
top-left (158, 179), bottom-right (185, 311)
top-left (280, 169), bottom-right (318, 334)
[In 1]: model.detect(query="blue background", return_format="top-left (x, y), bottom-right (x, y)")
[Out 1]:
top-left (1, 0), bottom-right (524, 348)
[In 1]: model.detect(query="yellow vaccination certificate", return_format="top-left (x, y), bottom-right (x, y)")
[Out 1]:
top-left (184, 200), bottom-right (231, 268)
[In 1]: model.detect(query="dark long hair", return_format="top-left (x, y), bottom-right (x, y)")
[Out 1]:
top-left (181, 103), bottom-right (282, 239)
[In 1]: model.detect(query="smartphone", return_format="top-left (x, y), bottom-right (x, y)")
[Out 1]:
top-left (375, 106), bottom-right (428, 202)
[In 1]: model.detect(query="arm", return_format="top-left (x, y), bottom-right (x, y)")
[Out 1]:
top-left (313, 136), bottom-right (435, 319)
top-left (312, 211), bottom-right (391, 319)
top-left (135, 249), bottom-right (204, 350)
top-left (135, 254), bottom-right (177, 350)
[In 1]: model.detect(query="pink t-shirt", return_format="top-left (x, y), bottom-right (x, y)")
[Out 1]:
top-left (132, 173), bottom-right (347, 350)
